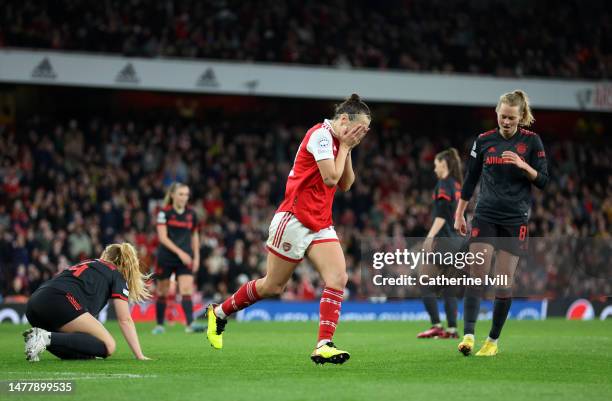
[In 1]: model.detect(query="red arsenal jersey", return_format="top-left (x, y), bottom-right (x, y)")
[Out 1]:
top-left (277, 120), bottom-right (340, 231)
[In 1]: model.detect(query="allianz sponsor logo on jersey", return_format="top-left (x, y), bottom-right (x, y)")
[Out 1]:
top-left (485, 156), bottom-right (527, 165)
top-left (485, 153), bottom-right (526, 165)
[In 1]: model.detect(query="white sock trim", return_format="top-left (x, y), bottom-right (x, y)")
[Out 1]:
top-left (317, 339), bottom-right (331, 348)
top-left (464, 334), bottom-right (475, 341)
top-left (487, 337), bottom-right (498, 344)
top-left (214, 305), bottom-right (226, 319)
top-left (44, 331), bottom-right (51, 346)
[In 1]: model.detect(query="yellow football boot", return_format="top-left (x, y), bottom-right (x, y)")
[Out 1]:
top-left (475, 339), bottom-right (498, 356)
top-left (310, 342), bottom-right (350, 365)
top-left (205, 304), bottom-right (227, 349)
top-left (458, 335), bottom-right (475, 356)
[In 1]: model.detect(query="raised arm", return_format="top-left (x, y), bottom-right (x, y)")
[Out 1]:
top-left (314, 124), bottom-right (365, 188)
top-left (336, 152), bottom-right (355, 191)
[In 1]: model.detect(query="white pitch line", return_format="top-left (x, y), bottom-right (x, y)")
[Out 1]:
top-left (3, 372), bottom-right (157, 379)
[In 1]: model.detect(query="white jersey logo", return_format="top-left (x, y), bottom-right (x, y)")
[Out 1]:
top-left (470, 141), bottom-right (477, 158)
top-left (318, 137), bottom-right (330, 154)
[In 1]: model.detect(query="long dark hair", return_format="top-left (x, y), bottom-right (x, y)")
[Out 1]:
top-left (435, 148), bottom-right (463, 185)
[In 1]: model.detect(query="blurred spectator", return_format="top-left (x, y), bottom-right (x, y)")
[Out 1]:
top-left (0, 113), bottom-right (610, 301)
top-left (0, 0), bottom-right (609, 79)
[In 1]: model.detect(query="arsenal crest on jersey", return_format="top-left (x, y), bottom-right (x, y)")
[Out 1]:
top-left (282, 242), bottom-right (292, 252)
top-left (516, 142), bottom-right (527, 154)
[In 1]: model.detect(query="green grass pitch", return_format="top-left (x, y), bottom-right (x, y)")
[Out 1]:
top-left (1, 320), bottom-right (610, 401)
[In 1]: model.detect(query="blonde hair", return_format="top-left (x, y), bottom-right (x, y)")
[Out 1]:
top-left (496, 90), bottom-right (535, 127)
top-left (163, 182), bottom-right (189, 207)
top-left (100, 243), bottom-right (151, 303)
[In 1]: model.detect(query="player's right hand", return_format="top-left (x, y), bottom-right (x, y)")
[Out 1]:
top-left (178, 251), bottom-right (193, 267)
top-left (339, 124), bottom-right (366, 148)
top-left (454, 214), bottom-right (468, 236)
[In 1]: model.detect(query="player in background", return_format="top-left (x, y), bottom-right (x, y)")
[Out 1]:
top-left (205, 94), bottom-right (370, 364)
top-left (417, 148), bottom-right (462, 339)
top-left (454, 90), bottom-right (549, 356)
top-left (23, 243), bottom-right (150, 361)
top-left (153, 182), bottom-right (203, 334)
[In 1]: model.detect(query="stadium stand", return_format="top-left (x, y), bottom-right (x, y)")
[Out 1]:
top-left (1, 0), bottom-right (610, 79)
top-left (1, 113), bottom-right (610, 301)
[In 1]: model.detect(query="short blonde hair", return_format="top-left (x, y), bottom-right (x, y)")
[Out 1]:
top-left (100, 243), bottom-right (151, 303)
top-left (496, 90), bottom-right (535, 127)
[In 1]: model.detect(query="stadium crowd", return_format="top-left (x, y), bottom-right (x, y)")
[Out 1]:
top-left (1, 0), bottom-right (610, 79)
top-left (1, 114), bottom-right (610, 302)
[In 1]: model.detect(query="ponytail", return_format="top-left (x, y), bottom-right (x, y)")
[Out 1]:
top-left (100, 243), bottom-right (151, 303)
top-left (436, 147), bottom-right (463, 185)
top-left (496, 89), bottom-right (535, 127)
top-left (163, 182), bottom-right (188, 207)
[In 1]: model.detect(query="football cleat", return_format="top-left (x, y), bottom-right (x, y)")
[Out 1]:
top-left (417, 326), bottom-right (446, 339)
top-left (205, 304), bottom-right (227, 349)
top-left (310, 342), bottom-right (350, 365)
top-left (442, 330), bottom-right (459, 339)
top-left (475, 339), bottom-right (498, 356)
top-left (151, 325), bottom-right (165, 335)
top-left (458, 335), bottom-right (475, 356)
top-left (23, 328), bottom-right (49, 362)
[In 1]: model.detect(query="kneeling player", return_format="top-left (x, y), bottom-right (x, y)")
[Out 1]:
top-left (23, 243), bottom-right (151, 361)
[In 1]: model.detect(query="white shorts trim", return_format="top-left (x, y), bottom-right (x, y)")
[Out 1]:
top-left (266, 212), bottom-right (338, 262)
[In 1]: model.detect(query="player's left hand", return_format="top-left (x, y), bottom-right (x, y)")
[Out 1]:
top-left (502, 151), bottom-right (527, 169)
top-left (353, 126), bottom-right (369, 148)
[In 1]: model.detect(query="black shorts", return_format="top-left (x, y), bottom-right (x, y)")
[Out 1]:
top-left (26, 287), bottom-right (87, 331)
top-left (469, 216), bottom-right (529, 257)
top-left (154, 260), bottom-right (192, 280)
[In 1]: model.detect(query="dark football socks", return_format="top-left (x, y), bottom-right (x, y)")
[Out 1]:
top-left (442, 288), bottom-right (458, 329)
top-left (48, 332), bottom-right (108, 359)
top-left (463, 286), bottom-right (483, 335)
top-left (422, 295), bottom-right (441, 325)
top-left (156, 297), bottom-right (167, 326)
top-left (488, 297), bottom-right (512, 340)
top-left (181, 294), bottom-right (194, 326)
